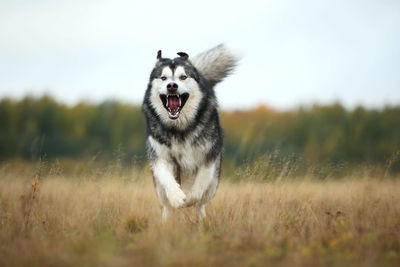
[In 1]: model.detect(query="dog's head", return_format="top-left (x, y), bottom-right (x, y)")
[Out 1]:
top-left (147, 51), bottom-right (205, 129)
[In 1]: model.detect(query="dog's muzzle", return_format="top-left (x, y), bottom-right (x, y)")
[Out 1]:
top-left (160, 93), bottom-right (190, 120)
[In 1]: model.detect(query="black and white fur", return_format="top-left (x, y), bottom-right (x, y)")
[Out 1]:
top-left (142, 44), bottom-right (239, 220)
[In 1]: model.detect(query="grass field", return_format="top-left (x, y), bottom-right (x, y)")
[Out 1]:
top-left (0, 163), bottom-right (400, 266)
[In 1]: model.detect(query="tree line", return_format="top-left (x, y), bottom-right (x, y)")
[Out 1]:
top-left (0, 96), bottom-right (399, 171)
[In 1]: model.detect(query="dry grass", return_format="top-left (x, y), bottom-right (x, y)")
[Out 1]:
top-left (1, 171), bottom-right (400, 266)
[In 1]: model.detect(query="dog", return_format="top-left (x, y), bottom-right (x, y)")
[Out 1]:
top-left (142, 44), bottom-right (239, 220)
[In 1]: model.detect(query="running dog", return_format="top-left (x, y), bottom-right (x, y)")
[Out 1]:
top-left (142, 44), bottom-right (239, 220)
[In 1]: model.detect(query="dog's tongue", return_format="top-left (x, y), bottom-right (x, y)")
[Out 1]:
top-left (167, 95), bottom-right (180, 111)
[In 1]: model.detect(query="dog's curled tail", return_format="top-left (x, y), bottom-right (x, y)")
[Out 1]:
top-left (192, 44), bottom-right (241, 87)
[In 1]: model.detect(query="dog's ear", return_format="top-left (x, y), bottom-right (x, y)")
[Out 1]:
top-left (157, 50), bottom-right (162, 60)
top-left (177, 52), bottom-right (189, 60)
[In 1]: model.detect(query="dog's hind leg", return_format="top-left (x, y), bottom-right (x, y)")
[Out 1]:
top-left (195, 204), bottom-right (206, 221)
top-left (162, 206), bottom-right (170, 222)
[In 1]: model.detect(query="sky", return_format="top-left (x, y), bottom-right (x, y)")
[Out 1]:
top-left (0, 0), bottom-right (399, 110)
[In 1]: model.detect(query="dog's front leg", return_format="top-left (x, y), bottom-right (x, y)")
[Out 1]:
top-left (185, 161), bottom-right (216, 207)
top-left (152, 160), bottom-right (186, 210)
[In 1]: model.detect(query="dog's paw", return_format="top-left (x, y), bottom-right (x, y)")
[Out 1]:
top-left (166, 186), bottom-right (186, 209)
top-left (184, 191), bottom-right (202, 207)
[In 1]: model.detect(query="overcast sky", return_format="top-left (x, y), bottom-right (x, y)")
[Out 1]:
top-left (1, 0), bottom-right (399, 110)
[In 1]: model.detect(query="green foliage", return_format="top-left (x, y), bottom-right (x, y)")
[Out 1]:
top-left (0, 96), bottom-right (146, 163)
top-left (0, 96), bottom-right (399, 173)
top-left (222, 103), bottom-right (400, 172)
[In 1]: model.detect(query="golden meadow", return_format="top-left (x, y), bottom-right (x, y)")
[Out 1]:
top-left (1, 96), bottom-right (400, 266)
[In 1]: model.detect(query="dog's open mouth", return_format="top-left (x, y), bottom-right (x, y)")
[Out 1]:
top-left (160, 93), bottom-right (189, 120)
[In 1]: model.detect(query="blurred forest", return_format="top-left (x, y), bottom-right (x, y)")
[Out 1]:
top-left (0, 96), bottom-right (399, 176)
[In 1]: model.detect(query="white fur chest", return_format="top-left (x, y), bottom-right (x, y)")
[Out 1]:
top-left (170, 138), bottom-right (209, 172)
top-left (148, 136), bottom-right (210, 173)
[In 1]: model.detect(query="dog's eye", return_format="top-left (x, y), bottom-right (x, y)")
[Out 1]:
top-left (160, 76), bottom-right (167, 81)
top-left (179, 75), bottom-right (187, 80)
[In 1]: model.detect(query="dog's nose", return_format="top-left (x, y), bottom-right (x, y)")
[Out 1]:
top-left (167, 82), bottom-right (178, 92)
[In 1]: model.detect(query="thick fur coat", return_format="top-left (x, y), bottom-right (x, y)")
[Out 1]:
top-left (142, 44), bottom-right (239, 220)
